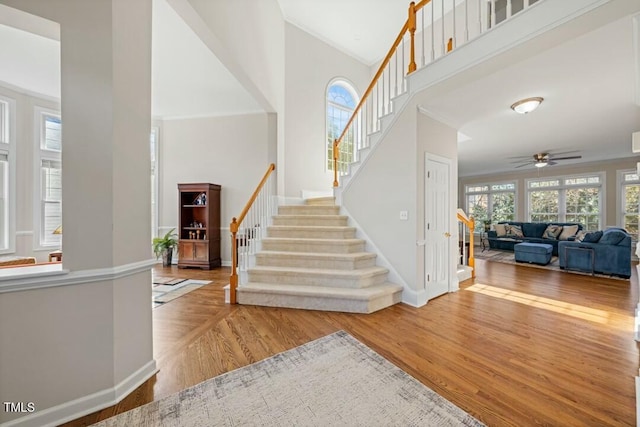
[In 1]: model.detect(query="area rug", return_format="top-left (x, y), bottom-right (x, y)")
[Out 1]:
top-left (152, 279), bottom-right (211, 308)
top-left (153, 276), bottom-right (187, 285)
top-left (475, 249), bottom-right (627, 280)
top-left (91, 331), bottom-right (484, 426)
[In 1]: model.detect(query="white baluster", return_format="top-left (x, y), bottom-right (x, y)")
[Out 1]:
top-left (464, 0), bottom-right (469, 42)
top-left (441, 0), bottom-right (445, 56)
top-left (478, 0), bottom-right (482, 33)
top-left (524, 0), bottom-right (529, 8)
top-left (431, 0), bottom-right (435, 61)
top-left (421, 6), bottom-right (426, 66)
top-left (507, 0), bottom-right (512, 19)
top-left (382, 67), bottom-right (386, 115)
top-left (452, 0), bottom-right (456, 49)
top-left (394, 47), bottom-right (398, 96)
top-left (387, 62), bottom-right (391, 110)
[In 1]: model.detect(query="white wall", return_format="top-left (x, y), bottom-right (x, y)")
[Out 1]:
top-left (342, 101), bottom-right (418, 300)
top-left (0, 1), bottom-right (156, 426)
top-left (283, 23), bottom-right (370, 197)
top-left (159, 113), bottom-right (271, 265)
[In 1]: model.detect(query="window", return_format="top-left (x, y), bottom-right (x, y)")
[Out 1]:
top-left (619, 170), bottom-right (639, 235)
top-left (465, 182), bottom-right (516, 232)
top-left (326, 80), bottom-right (358, 173)
top-left (35, 109), bottom-right (62, 248)
top-left (0, 96), bottom-right (14, 252)
top-left (527, 174), bottom-right (603, 231)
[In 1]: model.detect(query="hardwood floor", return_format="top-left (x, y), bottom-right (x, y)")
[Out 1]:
top-left (62, 259), bottom-right (639, 426)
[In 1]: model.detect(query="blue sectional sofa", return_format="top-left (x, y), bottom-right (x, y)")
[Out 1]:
top-left (488, 222), bottom-right (583, 256)
top-left (558, 228), bottom-right (632, 279)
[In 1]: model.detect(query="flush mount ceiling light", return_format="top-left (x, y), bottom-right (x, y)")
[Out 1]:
top-left (511, 97), bottom-right (543, 114)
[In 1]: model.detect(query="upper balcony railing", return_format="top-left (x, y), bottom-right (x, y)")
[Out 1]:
top-left (332, 0), bottom-right (541, 187)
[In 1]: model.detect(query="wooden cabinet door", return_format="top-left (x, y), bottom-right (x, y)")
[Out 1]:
top-left (194, 242), bottom-right (208, 261)
top-left (179, 241), bottom-right (194, 261)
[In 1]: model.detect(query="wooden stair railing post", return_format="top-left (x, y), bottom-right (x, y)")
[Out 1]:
top-left (228, 163), bottom-right (275, 304)
top-left (408, 2), bottom-right (417, 74)
top-left (469, 217), bottom-right (475, 278)
top-left (229, 218), bottom-right (239, 304)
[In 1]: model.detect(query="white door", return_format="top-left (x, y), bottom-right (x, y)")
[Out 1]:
top-left (425, 154), bottom-right (451, 300)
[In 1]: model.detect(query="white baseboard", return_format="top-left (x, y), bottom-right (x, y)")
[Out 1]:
top-left (2, 360), bottom-right (158, 427)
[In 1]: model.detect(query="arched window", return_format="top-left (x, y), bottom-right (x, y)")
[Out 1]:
top-left (326, 80), bottom-right (358, 172)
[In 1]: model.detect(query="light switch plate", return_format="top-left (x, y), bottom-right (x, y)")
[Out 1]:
top-left (399, 211), bottom-right (408, 220)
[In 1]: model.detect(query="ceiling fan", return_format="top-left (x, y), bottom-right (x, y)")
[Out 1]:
top-left (511, 152), bottom-right (582, 168)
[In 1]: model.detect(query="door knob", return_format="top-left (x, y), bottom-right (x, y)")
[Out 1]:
top-left (444, 232), bottom-right (451, 238)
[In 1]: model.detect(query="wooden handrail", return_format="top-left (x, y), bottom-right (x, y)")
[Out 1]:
top-left (457, 212), bottom-right (475, 278)
top-left (229, 163), bottom-right (275, 304)
top-left (333, 0), bottom-right (432, 187)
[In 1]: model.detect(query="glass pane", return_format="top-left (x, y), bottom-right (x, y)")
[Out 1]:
top-left (43, 115), bottom-right (62, 151)
top-left (565, 187), bottom-right (599, 217)
top-left (529, 190), bottom-right (558, 221)
top-left (624, 185), bottom-right (639, 214)
top-left (466, 185), bottom-right (489, 193)
top-left (467, 194), bottom-right (488, 232)
top-left (491, 192), bottom-right (515, 222)
top-left (491, 183), bottom-right (515, 191)
top-left (0, 158), bottom-right (7, 249)
top-left (328, 84), bottom-right (356, 108)
top-left (529, 179), bottom-right (559, 188)
top-left (42, 201), bottom-right (62, 245)
top-left (624, 214), bottom-right (639, 234)
top-left (623, 173), bottom-right (639, 182)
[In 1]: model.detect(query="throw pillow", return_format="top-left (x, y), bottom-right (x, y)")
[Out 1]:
top-left (506, 224), bottom-right (524, 238)
top-left (599, 230), bottom-right (626, 245)
top-left (494, 224), bottom-right (507, 237)
top-left (575, 230), bottom-right (588, 242)
top-left (558, 224), bottom-right (579, 241)
top-left (542, 224), bottom-right (562, 240)
top-left (582, 230), bottom-right (603, 243)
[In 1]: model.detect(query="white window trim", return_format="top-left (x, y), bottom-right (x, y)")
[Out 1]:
top-left (525, 172), bottom-right (605, 229)
top-left (0, 95), bottom-right (16, 255)
top-left (325, 78), bottom-right (360, 173)
top-left (617, 169), bottom-right (639, 234)
top-left (33, 106), bottom-right (62, 251)
top-left (464, 180), bottom-right (518, 231)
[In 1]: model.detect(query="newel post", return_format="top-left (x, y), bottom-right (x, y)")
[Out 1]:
top-left (408, 2), bottom-right (417, 74)
top-left (229, 217), bottom-right (239, 304)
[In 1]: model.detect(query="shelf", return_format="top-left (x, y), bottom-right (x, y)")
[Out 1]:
top-left (182, 204), bottom-right (207, 208)
top-left (183, 227), bottom-right (207, 230)
top-left (180, 239), bottom-right (209, 242)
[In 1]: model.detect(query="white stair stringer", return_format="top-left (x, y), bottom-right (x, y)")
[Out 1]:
top-left (236, 197), bottom-right (403, 314)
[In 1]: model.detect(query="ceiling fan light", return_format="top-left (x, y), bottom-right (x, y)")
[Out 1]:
top-left (511, 97), bottom-right (543, 114)
top-left (534, 161), bottom-right (547, 168)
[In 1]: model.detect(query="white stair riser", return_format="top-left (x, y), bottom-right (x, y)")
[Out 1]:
top-left (255, 253), bottom-right (377, 270)
top-left (247, 270), bottom-right (388, 288)
top-left (262, 239), bottom-right (365, 253)
top-left (278, 205), bottom-right (340, 216)
top-left (237, 289), bottom-right (402, 314)
top-left (272, 216), bottom-right (348, 226)
top-left (304, 197), bottom-right (335, 206)
top-left (267, 227), bottom-right (356, 239)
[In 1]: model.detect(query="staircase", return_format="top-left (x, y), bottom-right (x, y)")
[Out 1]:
top-left (237, 197), bottom-right (403, 313)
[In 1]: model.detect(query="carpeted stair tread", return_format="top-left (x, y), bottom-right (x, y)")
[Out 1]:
top-left (248, 265), bottom-right (388, 278)
top-left (257, 251), bottom-right (377, 261)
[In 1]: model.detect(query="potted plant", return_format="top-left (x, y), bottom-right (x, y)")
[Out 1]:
top-left (153, 228), bottom-right (178, 267)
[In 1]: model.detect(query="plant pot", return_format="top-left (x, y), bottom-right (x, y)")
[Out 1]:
top-left (161, 249), bottom-right (173, 267)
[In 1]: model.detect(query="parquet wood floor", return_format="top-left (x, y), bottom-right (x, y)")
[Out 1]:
top-left (62, 259), bottom-right (639, 426)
